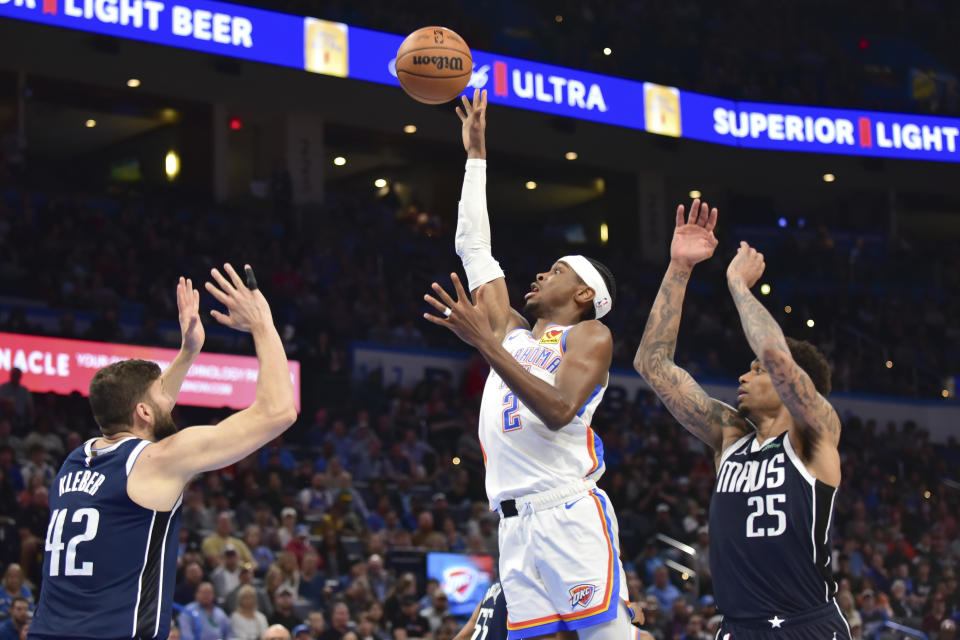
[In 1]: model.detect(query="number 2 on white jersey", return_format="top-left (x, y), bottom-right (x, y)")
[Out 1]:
top-left (502, 392), bottom-right (522, 432)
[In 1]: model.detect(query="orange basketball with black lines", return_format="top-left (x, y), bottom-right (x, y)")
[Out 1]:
top-left (396, 26), bottom-right (472, 105)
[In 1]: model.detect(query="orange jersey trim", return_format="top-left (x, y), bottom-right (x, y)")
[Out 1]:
top-left (585, 427), bottom-right (600, 476)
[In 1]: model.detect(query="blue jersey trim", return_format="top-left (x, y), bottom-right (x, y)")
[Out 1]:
top-left (576, 384), bottom-right (603, 417)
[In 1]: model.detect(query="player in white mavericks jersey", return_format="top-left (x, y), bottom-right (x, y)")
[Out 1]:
top-left (423, 89), bottom-right (638, 640)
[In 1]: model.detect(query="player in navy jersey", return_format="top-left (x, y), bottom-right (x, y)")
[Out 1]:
top-left (29, 265), bottom-right (297, 640)
top-left (634, 202), bottom-right (850, 639)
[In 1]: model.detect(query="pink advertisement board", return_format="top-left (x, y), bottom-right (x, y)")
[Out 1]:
top-left (0, 332), bottom-right (301, 411)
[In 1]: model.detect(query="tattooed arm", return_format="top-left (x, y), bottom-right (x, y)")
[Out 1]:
top-left (726, 242), bottom-right (841, 446)
top-left (634, 201), bottom-right (751, 452)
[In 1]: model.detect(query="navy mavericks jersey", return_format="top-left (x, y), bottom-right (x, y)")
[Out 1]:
top-left (709, 431), bottom-right (837, 619)
top-left (473, 582), bottom-right (507, 640)
top-left (30, 437), bottom-right (182, 640)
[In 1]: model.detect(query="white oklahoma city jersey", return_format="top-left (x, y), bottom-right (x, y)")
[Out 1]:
top-left (479, 324), bottom-right (607, 510)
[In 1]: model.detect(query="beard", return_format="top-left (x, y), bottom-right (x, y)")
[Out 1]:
top-left (522, 298), bottom-right (541, 318)
top-left (149, 402), bottom-right (179, 441)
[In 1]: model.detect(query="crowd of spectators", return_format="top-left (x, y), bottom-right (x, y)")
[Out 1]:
top-left (0, 358), bottom-right (958, 638)
top-left (233, 0), bottom-right (960, 116)
top-left (0, 184), bottom-right (955, 399)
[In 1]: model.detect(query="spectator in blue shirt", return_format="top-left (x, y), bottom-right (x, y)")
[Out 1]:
top-left (0, 597), bottom-right (29, 640)
top-left (0, 565), bottom-right (32, 620)
top-left (178, 582), bottom-right (232, 640)
top-left (646, 566), bottom-right (682, 612)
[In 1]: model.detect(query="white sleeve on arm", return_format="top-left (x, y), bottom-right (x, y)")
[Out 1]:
top-left (455, 158), bottom-right (505, 291)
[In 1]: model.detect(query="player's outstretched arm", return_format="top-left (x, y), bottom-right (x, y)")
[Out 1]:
top-left (634, 201), bottom-right (749, 451)
top-left (452, 599), bottom-right (483, 640)
top-left (454, 89), bottom-right (525, 341)
top-left (129, 264), bottom-right (297, 510)
top-left (159, 277), bottom-right (205, 402)
top-left (726, 243), bottom-right (840, 445)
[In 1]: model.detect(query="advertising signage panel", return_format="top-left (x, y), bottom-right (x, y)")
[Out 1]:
top-left (3, 0), bottom-right (959, 161)
top-left (0, 331), bottom-right (301, 411)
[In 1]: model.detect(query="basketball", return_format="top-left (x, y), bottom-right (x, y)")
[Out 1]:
top-left (396, 26), bottom-right (472, 104)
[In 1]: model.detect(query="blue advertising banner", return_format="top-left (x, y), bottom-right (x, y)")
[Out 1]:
top-left (678, 91), bottom-right (960, 162)
top-left (426, 552), bottom-right (494, 617)
top-left (3, 0), bottom-right (960, 162)
top-left (0, 0), bottom-right (305, 67)
top-left (342, 26), bottom-right (645, 130)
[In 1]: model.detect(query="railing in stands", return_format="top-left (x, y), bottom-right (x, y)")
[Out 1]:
top-left (873, 620), bottom-right (928, 639)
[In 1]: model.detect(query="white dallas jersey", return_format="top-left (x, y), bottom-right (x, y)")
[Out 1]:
top-left (478, 324), bottom-right (607, 509)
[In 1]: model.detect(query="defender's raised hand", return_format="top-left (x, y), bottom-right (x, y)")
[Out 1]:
top-left (671, 198), bottom-right (719, 268)
top-left (423, 272), bottom-right (494, 348)
top-left (727, 241), bottom-right (766, 289)
top-left (176, 276), bottom-right (204, 353)
top-left (456, 88), bottom-right (487, 159)
top-left (205, 263), bottom-right (273, 332)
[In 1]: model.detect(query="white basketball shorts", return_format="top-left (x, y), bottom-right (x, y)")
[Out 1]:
top-left (497, 480), bottom-right (631, 639)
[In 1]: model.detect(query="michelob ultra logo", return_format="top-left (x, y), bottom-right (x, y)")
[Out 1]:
top-left (459, 58), bottom-right (607, 112)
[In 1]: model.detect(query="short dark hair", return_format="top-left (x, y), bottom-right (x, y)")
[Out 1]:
top-left (785, 337), bottom-right (832, 396)
top-left (580, 257), bottom-right (617, 321)
top-left (10, 596), bottom-right (28, 608)
top-left (88, 359), bottom-right (161, 435)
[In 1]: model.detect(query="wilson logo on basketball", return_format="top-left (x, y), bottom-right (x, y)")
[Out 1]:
top-left (442, 566), bottom-right (478, 603)
top-left (568, 584), bottom-right (597, 609)
top-left (411, 55), bottom-right (465, 72)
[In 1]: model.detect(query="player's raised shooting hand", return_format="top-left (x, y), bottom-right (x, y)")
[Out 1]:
top-left (176, 276), bottom-right (205, 354)
top-left (726, 241), bottom-right (766, 290)
top-left (671, 198), bottom-right (719, 269)
top-left (456, 88), bottom-right (487, 159)
top-left (423, 273), bottom-right (495, 349)
top-left (205, 263), bottom-right (274, 333)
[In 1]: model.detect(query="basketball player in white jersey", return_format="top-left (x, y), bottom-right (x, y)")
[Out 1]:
top-left (422, 89), bottom-right (637, 640)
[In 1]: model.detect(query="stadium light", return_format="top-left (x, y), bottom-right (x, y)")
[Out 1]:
top-left (565, 151), bottom-right (578, 160)
top-left (806, 318), bottom-right (815, 328)
top-left (333, 156), bottom-right (346, 166)
top-left (822, 173), bottom-right (836, 182)
top-left (555, 15), bottom-right (563, 23)
top-left (525, 181), bottom-right (537, 190)
top-left (85, 119), bottom-right (96, 128)
top-left (403, 124), bottom-right (417, 133)
top-left (602, 47), bottom-right (612, 56)
top-left (885, 360), bottom-right (893, 369)
top-left (688, 190), bottom-right (701, 199)
top-left (600, 223), bottom-right (609, 244)
top-left (164, 150), bottom-right (180, 181)
top-left (760, 284), bottom-right (771, 295)
top-left (374, 178), bottom-right (387, 188)
top-left (784, 305), bottom-right (792, 314)
top-left (126, 78), bottom-right (141, 88)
